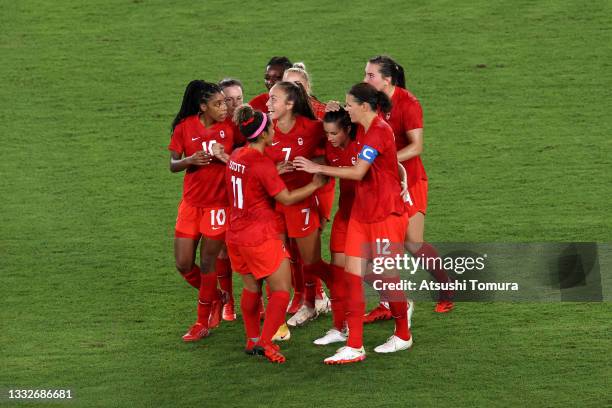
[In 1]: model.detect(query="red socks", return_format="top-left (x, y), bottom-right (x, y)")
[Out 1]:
top-left (415, 243), bottom-right (453, 300)
top-left (196, 272), bottom-right (219, 325)
top-left (182, 265), bottom-right (201, 289)
top-left (303, 260), bottom-right (332, 307)
top-left (216, 257), bottom-right (233, 301)
top-left (345, 273), bottom-right (364, 349)
top-left (259, 291), bottom-right (290, 345)
top-left (388, 301), bottom-right (411, 340)
top-left (241, 289), bottom-right (261, 341)
top-left (329, 264), bottom-right (346, 331)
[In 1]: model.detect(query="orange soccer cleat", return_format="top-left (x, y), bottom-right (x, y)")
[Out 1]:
top-left (363, 303), bottom-right (392, 324)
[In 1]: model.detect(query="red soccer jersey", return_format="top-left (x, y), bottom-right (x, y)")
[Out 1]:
top-left (352, 116), bottom-right (405, 223)
top-left (224, 117), bottom-right (245, 147)
top-left (265, 115), bottom-right (325, 190)
top-left (326, 140), bottom-right (359, 219)
top-left (249, 92), bottom-right (269, 113)
top-left (382, 86), bottom-right (427, 185)
top-left (310, 96), bottom-right (326, 120)
top-left (168, 115), bottom-right (234, 207)
top-left (225, 147), bottom-right (286, 246)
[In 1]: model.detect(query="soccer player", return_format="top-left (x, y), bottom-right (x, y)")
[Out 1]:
top-left (265, 81), bottom-right (334, 327)
top-left (223, 105), bottom-right (327, 363)
top-left (249, 56), bottom-right (293, 113)
top-left (282, 63), bottom-right (333, 316)
top-left (215, 77), bottom-right (245, 321)
top-left (312, 108), bottom-right (359, 346)
top-left (363, 55), bottom-right (454, 315)
top-left (295, 82), bottom-right (413, 364)
top-left (168, 80), bottom-right (235, 341)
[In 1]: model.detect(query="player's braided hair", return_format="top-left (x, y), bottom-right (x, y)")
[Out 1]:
top-left (274, 81), bottom-right (316, 120)
top-left (348, 82), bottom-right (392, 113)
top-left (171, 80), bottom-right (222, 131)
top-left (368, 55), bottom-right (406, 89)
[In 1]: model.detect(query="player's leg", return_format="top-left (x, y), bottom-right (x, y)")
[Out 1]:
top-left (323, 255), bottom-right (366, 364)
top-left (288, 229), bottom-right (332, 327)
top-left (240, 273), bottom-right (263, 354)
top-left (405, 212), bottom-right (454, 313)
top-left (198, 236), bottom-right (226, 329)
top-left (174, 237), bottom-right (201, 289)
top-left (216, 245), bottom-right (235, 321)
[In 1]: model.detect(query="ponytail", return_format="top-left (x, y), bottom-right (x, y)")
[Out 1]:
top-left (274, 81), bottom-right (316, 120)
top-left (233, 104), bottom-right (271, 142)
top-left (348, 82), bottom-right (392, 113)
top-left (171, 80), bottom-right (223, 131)
top-left (368, 55), bottom-right (406, 89)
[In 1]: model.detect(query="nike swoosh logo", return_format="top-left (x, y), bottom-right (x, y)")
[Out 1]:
top-left (192, 137), bottom-right (200, 141)
top-left (331, 159), bottom-right (339, 162)
top-left (301, 226), bottom-right (310, 231)
top-left (271, 141), bottom-right (280, 146)
top-left (212, 226), bottom-right (222, 230)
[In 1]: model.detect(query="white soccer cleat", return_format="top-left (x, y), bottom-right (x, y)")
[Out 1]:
top-left (286, 304), bottom-right (317, 327)
top-left (374, 335), bottom-right (413, 353)
top-left (313, 328), bottom-right (347, 345)
top-left (315, 291), bottom-right (331, 315)
top-left (324, 346), bottom-right (366, 365)
top-left (407, 299), bottom-right (414, 329)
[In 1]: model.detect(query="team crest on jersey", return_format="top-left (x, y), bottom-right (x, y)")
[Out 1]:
top-left (220, 130), bottom-right (226, 139)
top-left (385, 112), bottom-right (391, 120)
top-left (297, 137), bottom-right (304, 146)
top-left (351, 157), bottom-right (357, 165)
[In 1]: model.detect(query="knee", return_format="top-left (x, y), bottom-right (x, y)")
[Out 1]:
top-left (175, 260), bottom-right (192, 275)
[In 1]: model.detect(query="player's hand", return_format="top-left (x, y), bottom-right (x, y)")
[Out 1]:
top-left (211, 143), bottom-right (225, 157)
top-left (325, 100), bottom-right (342, 112)
top-left (277, 161), bottom-right (295, 175)
top-left (312, 173), bottom-right (328, 188)
top-left (187, 151), bottom-right (212, 166)
top-left (293, 156), bottom-right (320, 174)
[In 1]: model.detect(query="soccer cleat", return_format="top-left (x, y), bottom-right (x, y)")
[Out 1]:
top-left (222, 300), bottom-right (236, 321)
top-left (287, 292), bottom-right (303, 314)
top-left (209, 290), bottom-right (227, 329)
top-left (324, 346), bottom-right (366, 365)
top-left (272, 323), bottom-right (291, 342)
top-left (287, 304), bottom-right (317, 327)
top-left (434, 300), bottom-right (454, 313)
top-left (314, 328), bottom-right (347, 346)
top-left (363, 303), bottom-right (392, 324)
top-left (374, 335), bottom-right (413, 353)
top-left (407, 299), bottom-right (414, 328)
top-left (253, 342), bottom-right (286, 364)
top-left (244, 339), bottom-right (258, 355)
top-left (314, 291), bottom-right (331, 315)
top-left (182, 322), bottom-right (209, 342)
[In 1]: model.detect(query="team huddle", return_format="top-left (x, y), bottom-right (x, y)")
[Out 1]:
top-left (168, 56), bottom-right (454, 365)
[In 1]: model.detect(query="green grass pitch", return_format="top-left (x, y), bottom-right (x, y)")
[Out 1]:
top-left (1, 1), bottom-right (611, 407)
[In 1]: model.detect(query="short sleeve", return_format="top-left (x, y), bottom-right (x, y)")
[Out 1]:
top-left (257, 159), bottom-right (287, 197)
top-left (168, 123), bottom-right (184, 154)
top-left (404, 100), bottom-right (423, 131)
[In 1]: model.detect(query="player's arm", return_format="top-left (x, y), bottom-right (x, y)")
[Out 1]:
top-left (398, 162), bottom-right (409, 200)
top-left (396, 128), bottom-right (423, 162)
top-left (169, 150), bottom-right (211, 173)
top-left (274, 174), bottom-right (328, 206)
top-left (294, 156), bottom-right (371, 181)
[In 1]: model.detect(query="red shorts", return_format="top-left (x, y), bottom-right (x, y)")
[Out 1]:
top-left (315, 179), bottom-right (336, 221)
top-left (406, 179), bottom-right (428, 217)
top-left (227, 239), bottom-right (289, 280)
top-left (345, 213), bottom-right (409, 259)
top-left (276, 197), bottom-right (320, 238)
top-left (330, 213), bottom-right (349, 254)
top-left (175, 200), bottom-right (227, 240)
